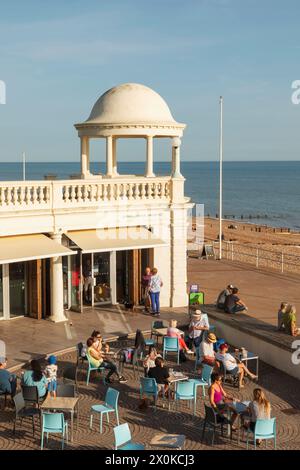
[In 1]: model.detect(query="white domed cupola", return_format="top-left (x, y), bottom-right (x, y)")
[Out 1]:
top-left (74, 83), bottom-right (186, 178)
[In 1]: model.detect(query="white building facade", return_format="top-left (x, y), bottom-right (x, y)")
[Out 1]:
top-left (0, 83), bottom-right (193, 322)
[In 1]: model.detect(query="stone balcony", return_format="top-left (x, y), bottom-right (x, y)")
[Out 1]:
top-left (0, 176), bottom-right (188, 236)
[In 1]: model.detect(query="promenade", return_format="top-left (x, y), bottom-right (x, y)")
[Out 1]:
top-left (1, 258), bottom-right (300, 369)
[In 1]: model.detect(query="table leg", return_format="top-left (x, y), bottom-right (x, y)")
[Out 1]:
top-left (71, 410), bottom-right (74, 442)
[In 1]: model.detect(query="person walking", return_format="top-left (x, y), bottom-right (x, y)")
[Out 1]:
top-left (149, 268), bottom-right (163, 317)
top-left (141, 267), bottom-right (152, 313)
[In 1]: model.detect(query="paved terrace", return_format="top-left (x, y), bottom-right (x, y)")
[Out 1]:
top-left (1, 258), bottom-right (300, 370)
top-left (1, 344), bottom-right (300, 450)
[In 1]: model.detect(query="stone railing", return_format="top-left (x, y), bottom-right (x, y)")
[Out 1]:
top-left (0, 176), bottom-right (174, 212)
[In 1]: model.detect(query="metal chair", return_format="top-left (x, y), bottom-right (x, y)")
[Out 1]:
top-left (140, 377), bottom-right (159, 408)
top-left (21, 384), bottom-right (44, 407)
top-left (0, 390), bottom-right (8, 409)
top-left (219, 361), bottom-right (239, 388)
top-left (246, 418), bottom-right (276, 450)
top-left (41, 412), bottom-right (68, 450)
top-left (114, 423), bottom-right (145, 450)
top-left (86, 355), bottom-right (105, 386)
top-left (57, 384), bottom-right (76, 398)
top-left (118, 347), bottom-right (141, 379)
top-left (163, 337), bottom-right (180, 364)
top-left (90, 387), bottom-right (120, 433)
top-left (175, 380), bottom-right (197, 415)
top-left (150, 320), bottom-right (166, 345)
top-left (201, 404), bottom-right (232, 445)
top-left (62, 364), bottom-right (79, 392)
top-left (13, 392), bottom-right (40, 436)
top-left (76, 342), bottom-right (87, 366)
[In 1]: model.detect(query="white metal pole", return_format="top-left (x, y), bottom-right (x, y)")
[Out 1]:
top-left (22, 151), bottom-right (26, 181)
top-left (219, 96), bottom-right (223, 260)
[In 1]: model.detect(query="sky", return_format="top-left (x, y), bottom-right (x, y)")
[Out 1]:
top-left (0, 0), bottom-right (300, 163)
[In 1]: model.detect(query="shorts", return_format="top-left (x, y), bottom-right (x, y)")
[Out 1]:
top-left (227, 366), bottom-right (239, 376)
top-left (47, 380), bottom-right (57, 392)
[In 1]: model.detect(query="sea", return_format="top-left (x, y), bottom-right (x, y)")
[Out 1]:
top-left (0, 161), bottom-right (299, 230)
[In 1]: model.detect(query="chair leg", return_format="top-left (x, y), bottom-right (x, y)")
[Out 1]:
top-left (89, 413), bottom-right (93, 429)
top-left (211, 428), bottom-right (215, 446)
top-left (100, 414), bottom-right (103, 433)
top-left (41, 432), bottom-right (44, 450)
top-left (86, 369), bottom-right (90, 386)
top-left (107, 413), bottom-right (110, 424)
top-left (115, 409), bottom-right (120, 426)
top-left (32, 415), bottom-right (35, 436)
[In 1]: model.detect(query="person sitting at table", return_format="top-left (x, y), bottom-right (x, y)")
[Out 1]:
top-left (282, 304), bottom-right (300, 336)
top-left (245, 388), bottom-right (271, 446)
top-left (224, 287), bottom-right (248, 314)
top-left (216, 343), bottom-right (257, 388)
top-left (87, 337), bottom-right (127, 384)
top-left (198, 333), bottom-right (219, 369)
top-left (209, 373), bottom-right (238, 429)
top-left (148, 357), bottom-right (171, 397)
top-left (143, 347), bottom-right (162, 376)
top-left (21, 360), bottom-right (48, 399)
top-left (0, 357), bottom-right (17, 399)
top-left (277, 302), bottom-right (289, 331)
top-left (188, 310), bottom-right (209, 348)
top-left (91, 330), bottom-right (110, 353)
top-left (167, 320), bottom-right (194, 355)
top-left (216, 284), bottom-right (233, 310)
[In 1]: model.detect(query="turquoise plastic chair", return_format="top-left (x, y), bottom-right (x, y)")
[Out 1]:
top-left (86, 354), bottom-right (105, 386)
top-left (114, 423), bottom-right (145, 450)
top-left (247, 418), bottom-right (276, 449)
top-left (140, 377), bottom-right (159, 408)
top-left (90, 387), bottom-right (119, 433)
top-left (175, 380), bottom-right (197, 415)
top-left (189, 364), bottom-right (213, 400)
top-left (41, 412), bottom-right (68, 450)
top-left (163, 337), bottom-right (180, 364)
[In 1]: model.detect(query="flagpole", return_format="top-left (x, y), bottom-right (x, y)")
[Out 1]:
top-left (22, 151), bottom-right (26, 181)
top-left (219, 96), bottom-right (223, 260)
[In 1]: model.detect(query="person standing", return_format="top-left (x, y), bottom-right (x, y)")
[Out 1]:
top-left (188, 310), bottom-right (210, 348)
top-left (149, 268), bottom-right (163, 317)
top-left (141, 267), bottom-right (152, 313)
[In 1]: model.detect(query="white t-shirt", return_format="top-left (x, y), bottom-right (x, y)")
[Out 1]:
top-left (149, 274), bottom-right (162, 293)
top-left (189, 316), bottom-right (210, 339)
top-left (216, 352), bottom-right (237, 371)
top-left (199, 340), bottom-right (215, 362)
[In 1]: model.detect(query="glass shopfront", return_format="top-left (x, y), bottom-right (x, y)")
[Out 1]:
top-left (9, 262), bottom-right (27, 317)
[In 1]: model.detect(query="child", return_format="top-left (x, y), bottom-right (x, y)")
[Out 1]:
top-left (45, 355), bottom-right (58, 397)
top-left (277, 302), bottom-right (288, 331)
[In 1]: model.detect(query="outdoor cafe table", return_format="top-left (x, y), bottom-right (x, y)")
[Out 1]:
top-left (225, 400), bottom-right (250, 442)
top-left (238, 352), bottom-right (259, 378)
top-left (168, 372), bottom-right (189, 411)
top-left (150, 433), bottom-right (186, 450)
top-left (40, 396), bottom-right (79, 442)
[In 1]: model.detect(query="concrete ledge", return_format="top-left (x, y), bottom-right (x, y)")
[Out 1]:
top-left (203, 304), bottom-right (300, 381)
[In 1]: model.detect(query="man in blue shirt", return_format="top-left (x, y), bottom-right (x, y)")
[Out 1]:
top-left (0, 357), bottom-right (17, 397)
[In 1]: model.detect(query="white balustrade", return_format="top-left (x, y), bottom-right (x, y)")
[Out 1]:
top-left (0, 177), bottom-right (174, 213)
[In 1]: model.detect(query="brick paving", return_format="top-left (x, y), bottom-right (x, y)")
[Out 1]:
top-left (1, 338), bottom-right (300, 450)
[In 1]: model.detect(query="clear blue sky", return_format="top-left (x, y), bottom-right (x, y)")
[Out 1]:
top-left (0, 0), bottom-right (299, 162)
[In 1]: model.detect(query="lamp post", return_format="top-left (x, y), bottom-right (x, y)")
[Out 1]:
top-left (219, 96), bottom-right (223, 260)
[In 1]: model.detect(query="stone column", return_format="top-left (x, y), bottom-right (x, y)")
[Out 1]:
top-left (112, 137), bottom-right (118, 176)
top-left (49, 233), bottom-right (67, 323)
top-left (145, 135), bottom-right (155, 177)
top-left (171, 137), bottom-right (183, 178)
top-left (106, 135), bottom-right (113, 177)
top-left (81, 136), bottom-right (90, 178)
top-left (170, 206), bottom-right (189, 307)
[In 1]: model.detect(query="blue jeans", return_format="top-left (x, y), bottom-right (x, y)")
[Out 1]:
top-left (150, 291), bottom-right (160, 313)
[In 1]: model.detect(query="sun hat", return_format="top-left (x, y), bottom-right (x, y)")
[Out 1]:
top-left (48, 355), bottom-right (57, 365)
top-left (192, 309), bottom-right (202, 318)
top-left (207, 333), bottom-right (217, 343)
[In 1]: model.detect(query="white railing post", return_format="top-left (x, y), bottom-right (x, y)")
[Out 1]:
top-left (281, 252), bottom-right (284, 273)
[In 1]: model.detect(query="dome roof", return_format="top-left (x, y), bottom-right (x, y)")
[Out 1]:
top-left (85, 83), bottom-right (178, 125)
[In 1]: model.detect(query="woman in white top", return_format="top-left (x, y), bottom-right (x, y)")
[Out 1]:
top-left (149, 268), bottom-right (163, 316)
top-left (143, 347), bottom-right (162, 375)
top-left (216, 343), bottom-right (257, 388)
top-left (246, 388), bottom-right (271, 446)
